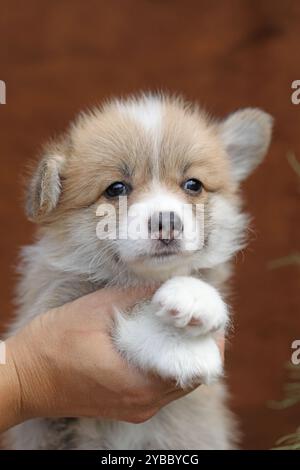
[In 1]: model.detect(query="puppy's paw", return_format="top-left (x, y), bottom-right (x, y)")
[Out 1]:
top-left (156, 335), bottom-right (224, 387)
top-left (114, 310), bottom-right (223, 387)
top-left (152, 277), bottom-right (228, 336)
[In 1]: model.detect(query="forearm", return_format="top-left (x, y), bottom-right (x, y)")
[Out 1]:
top-left (0, 339), bottom-right (22, 432)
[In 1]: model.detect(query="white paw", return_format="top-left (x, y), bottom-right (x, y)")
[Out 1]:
top-left (152, 276), bottom-right (228, 336)
top-left (114, 310), bottom-right (223, 387)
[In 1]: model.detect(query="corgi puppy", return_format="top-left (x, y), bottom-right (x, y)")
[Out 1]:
top-left (7, 94), bottom-right (272, 449)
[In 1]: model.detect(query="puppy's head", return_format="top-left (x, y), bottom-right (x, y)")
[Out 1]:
top-left (26, 94), bottom-right (273, 282)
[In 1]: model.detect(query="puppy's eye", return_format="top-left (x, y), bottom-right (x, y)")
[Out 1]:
top-left (182, 178), bottom-right (203, 194)
top-left (105, 181), bottom-right (131, 198)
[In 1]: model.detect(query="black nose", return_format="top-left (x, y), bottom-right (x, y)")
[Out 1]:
top-left (148, 211), bottom-right (183, 244)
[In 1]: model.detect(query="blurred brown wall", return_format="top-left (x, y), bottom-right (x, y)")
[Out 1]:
top-left (0, 0), bottom-right (299, 449)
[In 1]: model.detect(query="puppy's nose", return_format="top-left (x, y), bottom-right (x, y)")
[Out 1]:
top-left (148, 211), bottom-right (183, 244)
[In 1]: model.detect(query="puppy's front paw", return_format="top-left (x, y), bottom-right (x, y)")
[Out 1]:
top-left (152, 277), bottom-right (228, 336)
top-left (114, 311), bottom-right (223, 387)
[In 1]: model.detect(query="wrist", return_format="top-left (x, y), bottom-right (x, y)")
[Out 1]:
top-left (0, 338), bottom-right (23, 432)
top-left (19, 328), bottom-right (54, 422)
top-left (2, 319), bottom-right (56, 428)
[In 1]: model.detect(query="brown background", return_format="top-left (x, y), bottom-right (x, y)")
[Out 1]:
top-left (0, 0), bottom-right (299, 449)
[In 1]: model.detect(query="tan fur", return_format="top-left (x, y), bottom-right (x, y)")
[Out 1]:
top-left (27, 95), bottom-right (236, 226)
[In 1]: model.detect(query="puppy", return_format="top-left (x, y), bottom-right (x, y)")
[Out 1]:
top-left (7, 94), bottom-right (272, 449)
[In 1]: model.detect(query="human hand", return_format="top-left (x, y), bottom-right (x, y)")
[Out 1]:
top-left (1, 287), bottom-right (225, 432)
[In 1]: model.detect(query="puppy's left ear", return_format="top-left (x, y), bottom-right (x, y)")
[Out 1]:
top-left (25, 153), bottom-right (65, 222)
top-left (220, 108), bottom-right (273, 182)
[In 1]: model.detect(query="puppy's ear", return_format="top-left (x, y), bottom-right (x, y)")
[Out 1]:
top-left (25, 153), bottom-right (65, 222)
top-left (220, 108), bottom-right (273, 182)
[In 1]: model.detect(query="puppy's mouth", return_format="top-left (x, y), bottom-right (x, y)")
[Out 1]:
top-left (149, 251), bottom-right (179, 259)
top-left (135, 242), bottom-right (185, 263)
top-left (132, 252), bottom-right (181, 268)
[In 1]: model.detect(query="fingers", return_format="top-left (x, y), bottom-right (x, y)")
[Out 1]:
top-left (81, 285), bottom-right (159, 319)
top-left (105, 286), bottom-right (159, 311)
top-left (163, 383), bottom-right (198, 402)
top-left (142, 372), bottom-right (200, 403)
top-left (215, 333), bottom-right (225, 361)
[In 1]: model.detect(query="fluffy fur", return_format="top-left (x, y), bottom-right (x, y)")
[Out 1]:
top-left (6, 93), bottom-right (273, 449)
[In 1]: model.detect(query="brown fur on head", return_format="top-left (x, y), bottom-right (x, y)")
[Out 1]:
top-left (24, 94), bottom-right (273, 281)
